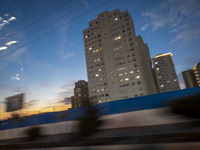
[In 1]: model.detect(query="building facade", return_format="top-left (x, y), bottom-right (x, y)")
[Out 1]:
top-left (152, 53), bottom-right (180, 93)
top-left (83, 9), bottom-right (156, 104)
top-left (182, 69), bottom-right (198, 88)
top-left (193, 63), bottom-right (200, 86)
top-left (71, 80), bottom-right (89, 108)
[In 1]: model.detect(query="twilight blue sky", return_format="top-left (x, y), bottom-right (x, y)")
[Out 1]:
top-left (0, 0), bottom-right (200, 113)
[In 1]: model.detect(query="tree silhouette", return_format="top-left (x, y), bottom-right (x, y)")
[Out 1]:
top-left (26, 126), bottom-right (42, 141)
top-left (78, 105), bottom-right (103, 138)
top-left (171, 93), bottom-right (200, 119)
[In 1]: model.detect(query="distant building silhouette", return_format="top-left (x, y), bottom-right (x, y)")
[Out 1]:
top-left (152, 53), bottom-right (180, 93)
top-left (182, 69), bottom-right (198, 88)
top-left (83, 9), bottom-right (156, 104)
top-left (71, 80), bottom-right (89, 108)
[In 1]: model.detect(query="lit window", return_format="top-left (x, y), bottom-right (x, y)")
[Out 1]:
top-left (98, 68), bottom-right (102, 71)
top-left (155, 62), bottom-right (158, 64)
top-left (159, 76), bottom-right (161, 79)
top-left (136, 75), bottom-right (140, 79)
top-left (97, 90), bottom-right (99, 92)
top-left (94, 60), bottom-right (97, 62)
top-left (96, 49), bottom-right (99, 52)
top-left (124, 72), bottom-right (127, 75)
top-left (93, 50), bottom-right (95, 53)
top-left (99, 100), bottom-right (102, 103)
top-left (85, 35), bottom-right (88, 38)
top-left (174, 79), bottom-right (177, 81)
top-left (89, 47), bottom-right (92, 50)
top-left (114, 18), bottom-right (118, 21)
top-left (136, 69), bottom-right (139, 73)
top-left (157, 68), bottom-right (159, 70)
top-left (106, 99), bottom-right (110, 102)
top-left (101, 88), bottom-right (104, 91)
top-left (125, 78), bottom-right (129, 81)
top-left (119, 73), bottom-right (123, 76)
top-left (95, 74), bottom-right (99, 77)
top-left (130, 71), bottom-right (134, 74)
top-left (114, 36), bottom-right (121, 41)
top-left (97, 58), bottom-right (100, 61)
top-left (120, 79), bottom-right (124, 82)
top-left (161, 85), bottom-right (164, 87)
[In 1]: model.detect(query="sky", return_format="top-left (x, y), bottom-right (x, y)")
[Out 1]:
top-left (0, 0), bottom-right (200, 119)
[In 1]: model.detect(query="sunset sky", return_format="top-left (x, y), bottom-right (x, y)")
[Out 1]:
top-left (0, 0), bottom-right (200, 119)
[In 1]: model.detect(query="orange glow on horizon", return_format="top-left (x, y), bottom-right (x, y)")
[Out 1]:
top-left (0, 104), bottom-right (72, 121)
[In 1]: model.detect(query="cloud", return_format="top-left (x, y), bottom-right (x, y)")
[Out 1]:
top-left (4, 47), bottom-right (26, 63)
top-left (141, 23), bottom-right (149, 31)
top-left (0, 83), bottom-right (27, 93)
top-left (52, 80), bottom-right (75, 102)
top-left (40, 82), bottom-right (52, 88)
top-left (0, 17), bottom-right (3, 21)
top-left (170, 27), bottom-right (200, 44)
top-left (142, 0), bottom-right (200, 44)
top-left (57, 26), bottom-right (75, 61)
top-left (58, 51), bottom-right (74, 61)
top-left (4, 14), bottom-right (9, 17)
top-left (59, 97), bottom-right (71, 105)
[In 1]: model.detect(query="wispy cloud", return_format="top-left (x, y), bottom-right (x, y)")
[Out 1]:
top-left (141, 23), bottom-right (149, 31)
top-left (4, 47), bottom-right (26, 63)
top-left (59, 97), bottom-right (71, 105)
top-left (40, 82), bottom-right (52, 88)
top-left (58, 51), bottom-right (74, 61)
top-left (142, 0), bottom-right (200, 44)
top-left (0, 83), bottom-right (27, 93)
top-left (57, 26), bottom-right (75, 61)
top-left (170, 27), bottom-right (200, 44)
top-left (52, 79), bottom-right (75, 101)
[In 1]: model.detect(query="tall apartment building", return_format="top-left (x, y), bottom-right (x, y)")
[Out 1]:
top-left (152, 53), bottom-right (180, 93)
top-left (71, 80), bottom-right (89, 108)
top-left (193, 62), bottom-right (200, 86)
top-left (182, 69), bottom-right (198, 88)
top-left (83, 9), bottom-right (156, 104)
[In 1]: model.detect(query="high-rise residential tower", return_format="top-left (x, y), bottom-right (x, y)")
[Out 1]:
top-left (71, 80), bottom-right (89, 108)
top-left (83, 9), bottom-right (156, 104)
top-left (193, 62), bottom-right (200, 86)
top-left (182, 69), bottom-right (198, 88)
top-left (152, 53), bottom-right (180, 93)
